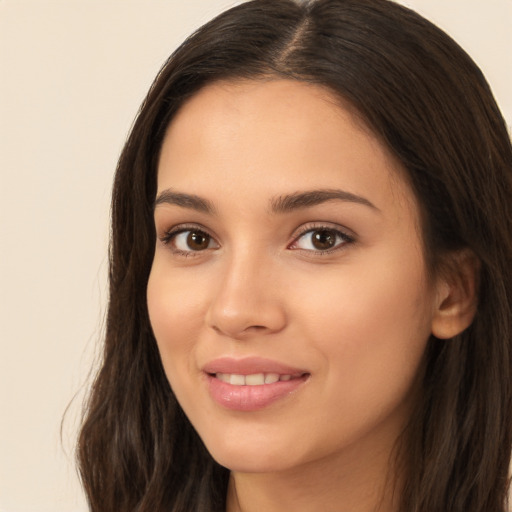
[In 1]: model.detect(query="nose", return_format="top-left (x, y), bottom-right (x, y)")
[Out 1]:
top-left (205, 250), bottom-right (287, 340)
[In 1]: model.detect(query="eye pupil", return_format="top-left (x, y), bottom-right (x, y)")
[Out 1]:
top-left (312, 230), bottom-right (336, 250)
top-left (187, 231), bottom-right (210, 250)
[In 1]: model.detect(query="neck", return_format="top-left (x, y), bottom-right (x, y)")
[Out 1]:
top-left (226, 431), bottom-right (403, 512)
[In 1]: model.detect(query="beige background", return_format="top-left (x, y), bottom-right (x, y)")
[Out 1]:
top-left (0, 1), bottom-right (510, 511)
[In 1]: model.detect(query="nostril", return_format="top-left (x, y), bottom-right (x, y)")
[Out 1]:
top-left (207, 299), bottom-right (287, 338)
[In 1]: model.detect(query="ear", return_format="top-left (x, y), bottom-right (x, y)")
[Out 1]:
top-left (431, 249), bottom-right (480, 340)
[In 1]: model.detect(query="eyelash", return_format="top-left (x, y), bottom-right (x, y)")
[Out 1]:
top-left (159, 224), bottom-right (215, 257)
top-left (159, 223), bottom-right (355, 257)
top-left (289, 224), bottom-right (355, 255)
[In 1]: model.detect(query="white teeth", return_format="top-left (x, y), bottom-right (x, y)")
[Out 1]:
top-left (245, 373), bottom-right (265, 385)
top-left (215, 372), bottom-right (296, 385)
top-left (264, 373), bottom-right (279, 384)
top-left (229, 374), bottom-right (246, 386)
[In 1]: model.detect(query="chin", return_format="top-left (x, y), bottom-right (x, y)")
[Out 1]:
top-left (201, 429), bottom-right (304, 474)
top-left (212, 450), bottom-right (297, 474)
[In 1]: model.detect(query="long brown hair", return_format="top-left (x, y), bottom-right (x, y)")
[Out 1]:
top-left (78, 1), bottom-right (512, 511)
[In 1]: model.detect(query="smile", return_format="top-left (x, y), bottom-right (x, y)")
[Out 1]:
top-left (202, 357), bottom-right (310, 411)
top-left (214, 372), bottom-right (297, 385)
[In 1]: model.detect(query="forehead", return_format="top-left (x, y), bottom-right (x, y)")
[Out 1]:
top-left (157, 79), bottom-right (416, 221)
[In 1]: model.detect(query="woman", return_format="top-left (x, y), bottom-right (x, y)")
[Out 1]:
top-left (77, 0), bottom-right (512, 511)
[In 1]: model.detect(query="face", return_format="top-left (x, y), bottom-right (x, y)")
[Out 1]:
top-left (147, 80), bottom-right (440, 475)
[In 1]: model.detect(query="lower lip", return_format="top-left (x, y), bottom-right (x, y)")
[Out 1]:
top-left (206, 374), bottom-right (308, 411)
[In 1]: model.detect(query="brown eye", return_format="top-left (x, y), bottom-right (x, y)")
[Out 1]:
top-left (187, 231), bottom-right (211, 250)
top-left (169, 229), bottom-right (218, 252)
top-left (311, 230), bottom-right (337, 250)
top-left (291, 227), bottom-right (352, 253)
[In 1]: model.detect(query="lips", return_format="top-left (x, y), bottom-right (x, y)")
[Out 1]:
top-left (202, 357), bottom-right (309, 411)
top-left (215, 372), bottom-right (293, 385)
top-left (203, 356), bottom-right (307, 376)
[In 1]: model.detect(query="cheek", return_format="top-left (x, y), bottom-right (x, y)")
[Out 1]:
top-left (146, 261), bottom-right (207, 373)
top-left (293, 249), bottom-right (433, 400)
top-left (300, 241), bottom-right (432, 340)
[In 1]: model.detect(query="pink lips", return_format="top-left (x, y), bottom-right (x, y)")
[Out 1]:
top-left (203, 357), bottom-right (309, 411)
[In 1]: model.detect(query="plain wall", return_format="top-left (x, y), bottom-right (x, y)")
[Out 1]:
top-left (0, 1), bottom-right (510, 511)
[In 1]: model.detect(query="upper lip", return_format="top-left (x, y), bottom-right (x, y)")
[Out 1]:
top-left (202, 357), bottom-right (308, 376)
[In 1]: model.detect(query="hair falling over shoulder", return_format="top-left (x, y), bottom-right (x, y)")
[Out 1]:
top-left (77, 1), bottom-right (512, 511)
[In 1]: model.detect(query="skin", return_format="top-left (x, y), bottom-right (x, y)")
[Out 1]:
top-left (147, 79), bottom-right (454, 512)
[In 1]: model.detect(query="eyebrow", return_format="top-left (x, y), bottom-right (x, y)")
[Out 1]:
top-left (270, 189), bottom-right (379, 213)
top-left (153, 187), bottom-right (378, 215)
top-left (154, 189), bottom-right (215, 214)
